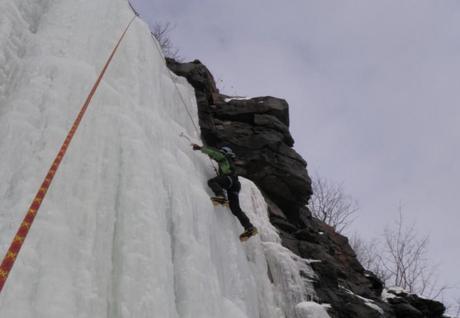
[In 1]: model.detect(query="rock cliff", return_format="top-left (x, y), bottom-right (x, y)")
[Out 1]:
top-left (166, 58), bottom-right (446, 318)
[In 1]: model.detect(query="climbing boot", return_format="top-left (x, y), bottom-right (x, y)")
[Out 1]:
top-left (211, 196), bottom-right (229, 207)
top-left (239, 227), bottom-right (258, 242)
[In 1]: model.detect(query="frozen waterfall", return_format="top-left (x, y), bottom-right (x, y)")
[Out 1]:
top-left (0, 0), bottom-right (327, 317)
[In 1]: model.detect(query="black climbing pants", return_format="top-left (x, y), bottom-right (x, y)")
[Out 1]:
top-left (208, 175), bottom-right (253, 230)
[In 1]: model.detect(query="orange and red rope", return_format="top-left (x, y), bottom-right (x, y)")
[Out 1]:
top-left (0, 15), bottom-right (136, 293)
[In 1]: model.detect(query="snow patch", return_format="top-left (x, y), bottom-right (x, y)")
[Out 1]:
top-left (381, 287), bottom-right (409, 302)
top-left (343, 288), bottom-right (384, 315)
top-left (387, 286), bottom-right (408, 295)
top-left (224, 96), bottom-right (251, 102)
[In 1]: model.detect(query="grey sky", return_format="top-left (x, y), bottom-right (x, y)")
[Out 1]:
top-left (132, 0), bottom-right (459, 307)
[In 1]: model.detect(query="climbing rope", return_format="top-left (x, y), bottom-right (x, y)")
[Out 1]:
top-left (127, 1), bottom-right (217, 174)
top-left (144, 12), bottom-right (218, 174)
top-left (0, 15), bottom-right (136, 294)
top-left (127, 0), bottom-right (200, 136)
top-left (149, 34), bottom-right (201, 135)
top-left (167, 66), bottom-right (218, 174)
top-left (128, 0), bottom-right (200, 136)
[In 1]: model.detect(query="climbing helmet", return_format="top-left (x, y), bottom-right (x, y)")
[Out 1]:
top-left (220, 146), bottom-right (236, 159)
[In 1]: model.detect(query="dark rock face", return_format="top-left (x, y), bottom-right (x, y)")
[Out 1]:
top-left (385, 289), bottom-right (446, 318)
top-left (166, 58), bottom-right (446, 318)
top-left (167, 58), bottom-right (312, 225)
top-left (275, 209), bottom-right (394, 318)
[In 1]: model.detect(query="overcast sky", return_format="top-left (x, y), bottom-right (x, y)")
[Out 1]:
top-left (131, 0), bottom-right (459, 308)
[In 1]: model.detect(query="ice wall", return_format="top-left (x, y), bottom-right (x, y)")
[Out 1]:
top-left (0, 0), bottom-right (321, 317)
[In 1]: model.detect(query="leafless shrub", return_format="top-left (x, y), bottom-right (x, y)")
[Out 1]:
top-left (309, 175), bottom-right (359, 233)
top-left (455, 298), bottom-right (460, 318)
top-left (383, 212), bottom-right (430, 293)
top-left (351, 234), bottom-right (390, 283)
top-left (353, 210), bottom-right (447, 299)
top-left (151, 22), bottom-right (181, 60)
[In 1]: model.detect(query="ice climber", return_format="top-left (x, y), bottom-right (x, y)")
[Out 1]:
top-left (192, 144), bottom-right (258, 241)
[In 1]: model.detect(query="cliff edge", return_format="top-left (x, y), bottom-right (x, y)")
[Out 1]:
top-left (166, 58), bottom-right (446, 318)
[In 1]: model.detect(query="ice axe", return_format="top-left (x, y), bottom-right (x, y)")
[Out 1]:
top-left (180, 132), bottom-right (219, 175)
top-left (179, 132), bottom-right (202, 149)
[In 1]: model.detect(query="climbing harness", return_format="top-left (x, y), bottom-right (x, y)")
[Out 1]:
top-left (0, 15), bottom-right (136, 294)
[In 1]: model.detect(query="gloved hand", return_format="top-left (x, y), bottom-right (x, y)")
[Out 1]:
top-left (192, 144), bottom-right (202, 151)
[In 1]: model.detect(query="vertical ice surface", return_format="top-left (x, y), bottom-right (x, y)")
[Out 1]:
top-left (0, 0), bottom-right (323, 317)
top-left (239, 179), bottom-right (321, 318)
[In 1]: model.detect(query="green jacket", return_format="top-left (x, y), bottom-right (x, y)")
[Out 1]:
top-left (201, 146), bottom-right (235, 176)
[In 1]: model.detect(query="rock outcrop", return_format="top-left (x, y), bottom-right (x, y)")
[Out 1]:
top-left (166, 58), bottom-right (311, 225)
top-left (166, 58), bottom-right (446, 318)
top-left (384, 288), bottom-right (447, 318)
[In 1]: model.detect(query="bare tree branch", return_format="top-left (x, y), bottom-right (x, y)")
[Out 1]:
top-left (151, 22), bottom-right (181, 60)
top-left (309, 175), bottom-right (359, 233)
top-left (455, 298), bottom-right (460, 318)
top-left (350, 234), bottom-right (390, 282)
top-left (353, 209), bottom-right (448, 300)
top-left (382, 211), bottom-right (438, 295)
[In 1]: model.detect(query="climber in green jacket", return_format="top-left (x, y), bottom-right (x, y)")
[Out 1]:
top-left (192, 144), bottom-right (258, 241)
